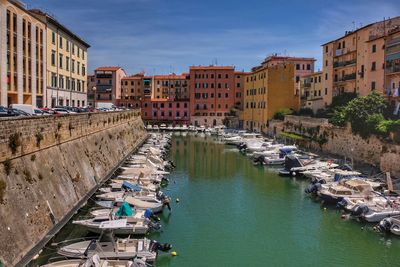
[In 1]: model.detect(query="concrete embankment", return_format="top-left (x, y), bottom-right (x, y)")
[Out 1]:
top-left (0, 111), bottom-right (147, 266)
top-left (267, 115), bottom-right (400, 178)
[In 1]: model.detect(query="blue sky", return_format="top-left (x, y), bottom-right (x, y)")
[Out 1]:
top-left (24, 0), bottom-right (400, 75)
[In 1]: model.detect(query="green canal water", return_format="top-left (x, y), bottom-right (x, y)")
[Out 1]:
top-left (31, 134), bottom-right (400, 267)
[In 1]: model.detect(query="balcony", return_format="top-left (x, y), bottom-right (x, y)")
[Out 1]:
top-left (333, 59), bottom-right (356, 68)
top-left (334, 73), bottom-right (356, 83)
top-left (386, 65), bottom-right (400, 75)
top-left (386, 37), bottom-right (400, 48)
top-left (334, 48), bottom-right (356, 57)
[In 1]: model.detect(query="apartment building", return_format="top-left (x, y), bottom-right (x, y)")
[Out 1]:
top-left (119, 74), bottom-right (144, 109)
top-left (299, 71), bottom-right (325, 113)
top-left (243, 63), bottom-right (298, 132)
top-left (0, 0), bottom-right (46, 107)
top-left (189, 66), bottom-right (236, 126)
top-left (322, 17), bottom-right (400, 104)
top-left (152, 74), bottom-right (189, 100)
top-left (30, 9), bottom-right (90, 108)
top-left (89, 66), bottom-right (126, 106)
top-left (385, 27), bottom-right (400, 115)
top-left (261, 55), bottom-right (315, 95)
top-left (141, 98), bottom-right (190, 125)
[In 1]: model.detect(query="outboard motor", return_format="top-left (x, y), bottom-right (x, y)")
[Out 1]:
top-left (378, 218), bottom-right (393, 233)
top-left (351, 204), bottom-right (369, 217)
top-left (304, 183), bottom-right (321, 194)
top-left (148, 220), bottom-right (162, 231)
top-left (144, 208), bottom-right (160, 222)
top-left (149, 240), bottom-right (172, 252)
top-left (252, 156), bottom-right (264, 166)
top-left (336, 199), bottom-right (348, 209)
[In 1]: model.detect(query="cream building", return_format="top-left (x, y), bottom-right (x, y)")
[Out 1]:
top-left (0, 0), bottom-right (46, 107)
top-left (30, 9), bottom-right (90, 108)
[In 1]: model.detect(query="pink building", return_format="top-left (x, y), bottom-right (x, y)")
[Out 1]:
top-left (92, 66), bottom-right (126, 105)
top-left (141, 99), bottom-right (190, 125)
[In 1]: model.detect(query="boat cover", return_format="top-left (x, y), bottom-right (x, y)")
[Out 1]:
top-left (122, 181), bottom-right (142, 192)
top-left (115, 202), bottom-right (133, 217)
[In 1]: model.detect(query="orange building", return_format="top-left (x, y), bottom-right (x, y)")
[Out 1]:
top-left (119, 74), bottom-right (145, 108)
top-left (322, 17), bottom-right (400, 104)
top-left (152, 73), bottom-right (189, 100)
top-left (385, 27), bottom-right (400, 115)
top-left (189, 66), bottom-right (236, 126)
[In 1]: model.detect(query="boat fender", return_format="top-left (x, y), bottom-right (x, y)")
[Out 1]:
top-left (319, 179), bottom-right (327, 184)
top-left (378, 218), bottom-right (392, 232)
top-left (171, 251), bottom-right (177, 256)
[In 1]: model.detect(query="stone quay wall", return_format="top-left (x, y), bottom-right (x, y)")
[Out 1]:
top-left (0, 110), bottom-right (148, 266)
top-left (267, 115), bottom-right (400, 178)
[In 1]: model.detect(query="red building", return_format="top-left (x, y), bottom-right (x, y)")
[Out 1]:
top-left (189, 66), bottom-right (236, 126)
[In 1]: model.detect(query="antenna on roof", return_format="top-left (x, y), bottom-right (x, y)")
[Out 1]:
top-left (352, 21), bottom-right (355, 31)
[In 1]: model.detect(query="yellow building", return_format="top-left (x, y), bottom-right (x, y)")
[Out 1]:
top-left (0, 0), bottom-right (46, 107)
top-left (299, 71), bottom-right (325, 113)
top-left (30, 9), bottom-right (90, 108)
top-left (243, 63), bottom-right (299, 132)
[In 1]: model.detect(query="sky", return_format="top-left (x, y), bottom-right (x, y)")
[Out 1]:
top-left (23, 0), bottom-right (400, 75)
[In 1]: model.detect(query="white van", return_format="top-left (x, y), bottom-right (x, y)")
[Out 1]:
top-left (96, 102), bottom-right (116, 110)
top-left (10, 104), bottom-right (44, 116)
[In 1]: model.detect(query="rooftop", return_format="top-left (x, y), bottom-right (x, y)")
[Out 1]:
top-left (262, 55), bottom-right (316, 64)
top-left (95, 66), bottom-right (122, 72)
top-left (29, 9), bottom-right (90, 48)
top-left (189, 65), bottom-right (235, 71)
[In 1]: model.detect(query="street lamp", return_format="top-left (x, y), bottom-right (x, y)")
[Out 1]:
top-left (92, 86), bottom-right (97, 109)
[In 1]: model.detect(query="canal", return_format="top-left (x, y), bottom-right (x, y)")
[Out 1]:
top-left (152, 134), bottom-right (400, 267)
top-left (31, 133), bottom-right (400, 266)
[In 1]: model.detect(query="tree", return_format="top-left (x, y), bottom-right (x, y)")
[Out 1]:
top-left (273, 108), bottom-right (293, 121)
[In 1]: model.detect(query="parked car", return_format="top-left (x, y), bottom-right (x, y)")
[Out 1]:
top-left (0, 106), bottom-right (19, 117)
top-left (9, 104), bottom-right (44, 116)
top-left (52, 108), bottom-right (70, 114)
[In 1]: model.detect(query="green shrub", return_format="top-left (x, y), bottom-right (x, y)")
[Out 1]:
top-left (297, 107), bottom-right (314, 117)
top-left (273, 108), bottom-right (293, 121)
top-left (329, 108), bottom-right (347, 127)
top-left (9, 133), bottom-right (21, 154)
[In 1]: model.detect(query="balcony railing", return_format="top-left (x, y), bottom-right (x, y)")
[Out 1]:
top-left (386, 65), bottom-right (400, 74)
top-left (334, 73), bottom-right (356, 83)
top-left (333, 59), bottom-right (356, 68)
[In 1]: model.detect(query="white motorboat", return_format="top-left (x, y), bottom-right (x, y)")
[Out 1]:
top-left (378, 215), bottom-right (400, 235)
top-left (58, 237), bottom-right (170, 261)
top-left (72, 218), bottom-right (150, 235)
top-left (41, 254), bottom-right (147, 267)
top-left (125, 196), bottom-right (166, 213)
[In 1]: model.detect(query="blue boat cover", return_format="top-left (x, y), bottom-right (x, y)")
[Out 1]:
top-left (115, 202), bottom-right (133, 217)
top-left (279, 147), bottom-right (294, 155)
top-left (122, 181), bottom-right (142, 192)
top-left (144, 209), bottom-right (153, 218)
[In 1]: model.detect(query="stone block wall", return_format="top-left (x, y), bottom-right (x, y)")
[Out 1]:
top-left (268, 115), bottom-right (400, 178)
top-left (0, 110), bottom-right (147, 266)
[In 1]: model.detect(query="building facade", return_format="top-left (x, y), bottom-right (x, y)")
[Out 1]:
top-left (119, 74), bottom-right (144, 109)
top-left (0, 0), bottom-right (46, 107)
top-left (189, 66), bottom-right (236, 126)
top-left (385, 28), bottom-right (400, 115)
top-left (89, 66), bottom-right (126, 106)
top-left (141, 98), bottom-right (190, 125)
top-left (261, 55), bottom-right (315, 95)
top-left (152, 74), bottom-right (189, 100)
top-left (299, 71), bottom-right (325, 113)
top-left (30, 9), bottom-right (90, 108)
top-left (243, 63), bottom-right (298, 132)
top-left (322, 17), bottom-right (400, 104)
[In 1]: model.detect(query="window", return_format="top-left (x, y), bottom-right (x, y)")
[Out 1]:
top-left (225, 83), bottom-right (228, 89)
top-left (371, 62), bottom-right (376, 71)
top-left (77, 47), bottom-right (80, 57)
top-left (52, 32), bottom-right (55, 44)
top-left (218, 74), bottom-right (221, 79)
top-left (237, 83), bottom-right (241, 88)
top-left (66, 40), bottom-right (69, 52)
top-left (59, 36), bottom-right (62, 48)
top-left (72, 59), bottom-right (75, 73)
top-left (325, 88), bottom-right (328, 95)
top-left (82, 64), bottom-right (86, 76)
top-left (218, 93), bottom-right (221, 98)
top-left (325, 60), bottom-right (328, 67)
top-left (211, 74), bottom-right (214, 79)
top-left (371, 81), bottom-right (376, 90)
top-left (296, 64), bottom-right (300, 70)
top-left (218, 83), bottom-right (221, 88)
top-left (295, 76), bottom-right (300, 83)
top-left (325, 73), bottom-right (328, 80)
top-left (82, 50), bottom-right (85, 60)
top-left (51, 72), bottom-right (57, 87)
top-left (77, 62), bottom-right (80, 75)
top-left (225, 93), bottom-right (228, 98)
top-left (325, 46), bottom-right (328, 53)
top-left (66, 57), bottom-right (69, 71)
top-left (72, 44), bottom-right (75, 54)
top-left (59, 75), bottom-right (64, 89)
top-left (225, 74), bottom-right (228, 79)
top-left (51, 50), bottom-right (55, 66)
top-left (372, 44), bottom-right (376, 53)
top-left (59, 54), bottom-right (63, 69)
top-left (307, 64), bottom-right (311, 70)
